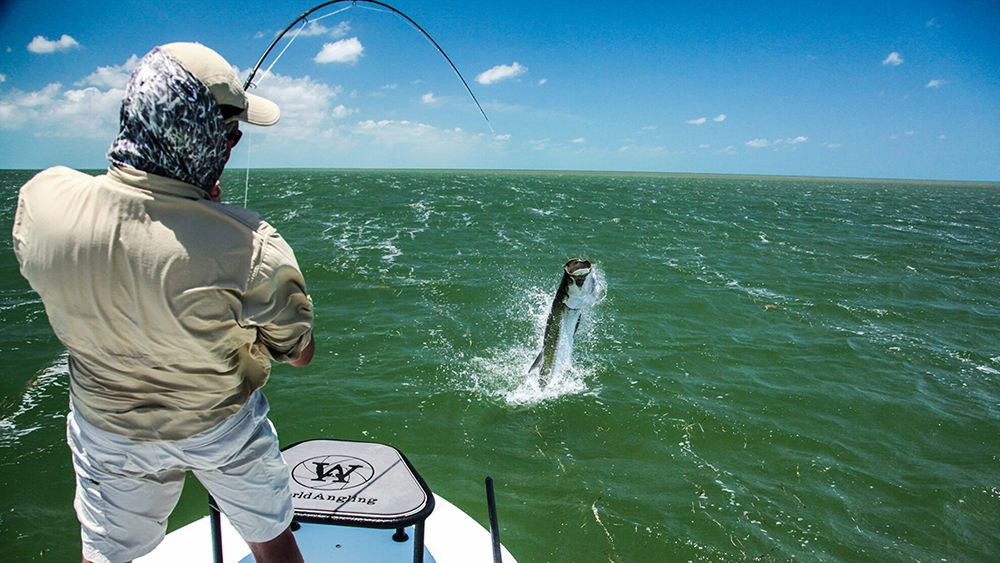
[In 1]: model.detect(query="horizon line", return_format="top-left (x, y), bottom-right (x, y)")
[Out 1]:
top-left (2, 167), bottom-right (998, 187)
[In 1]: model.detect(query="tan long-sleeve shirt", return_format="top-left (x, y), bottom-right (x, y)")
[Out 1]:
top-left (13, 165), bottom-right (313, 441)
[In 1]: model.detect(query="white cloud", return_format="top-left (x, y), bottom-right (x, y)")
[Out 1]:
top-left (76, 55), bottom-right (139, 89)
top-left (353, 119), bottom-right (469, 150)
top-left (476, 62), bottom-right (526, 85)
top-left (299, 20), bottom-right (351, 38)
top-left (0, 73), bottom-right (5, 84)
top-left (0, 62), bottom-right (355, 152)
top-left (641, 125), bottom-right (657, 131)
top-left (823, 142), bottom-right (842, 149)
top-left (746, 136), bottom-right (807, 149)
top-left (571, 137), bottom-right (585, 144)
top-left (315, 37), bottom-right (363, 64)
top-left (3, 54), bottom-right (517, 166)
top-left (537, 78), bottom-right (547, 86)
top-left (331, 104), bottom-right (356, 119)
top-left (27, 34), bottom-right (80, 54)
top-left (614, 142), bottom-right (665, 157)
top-left (883, 52), bottom-right (903, 66)
top-left (421, 92), bottom-right (437, 104)
top-left (925, 79), bottom-right (946, 88)
top-left (0, 82), bottom-right (122, 137)
top-left (688, 115), bottom-right (726, 125)
top-left (249, 72), bottom-right (345, 139)
top-left (529, 139), bottom-right (551, 151)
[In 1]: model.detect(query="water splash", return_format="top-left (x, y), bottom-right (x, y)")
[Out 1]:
top-left (452, 266), bottom-right (607, 406)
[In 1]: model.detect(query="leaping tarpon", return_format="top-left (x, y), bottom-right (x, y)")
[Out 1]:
top-left (529, 259), bottom-right (598, 386)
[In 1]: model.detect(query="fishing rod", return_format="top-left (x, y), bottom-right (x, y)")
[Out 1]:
top-left (244, 0), bottom-right (491, 128)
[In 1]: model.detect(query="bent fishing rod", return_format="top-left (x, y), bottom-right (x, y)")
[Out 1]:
top-left (244, 0), bottom-right (491, 128)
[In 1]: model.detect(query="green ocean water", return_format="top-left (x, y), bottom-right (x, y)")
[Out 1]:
top-left (2, 168), bottom-right (999, 562)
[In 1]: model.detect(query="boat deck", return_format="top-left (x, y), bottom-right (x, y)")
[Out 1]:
top-left (136, 493), bottom-right (517, 563)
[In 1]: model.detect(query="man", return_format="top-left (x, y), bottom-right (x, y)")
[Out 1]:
top-left (12, 43), bottom-right (313, 563)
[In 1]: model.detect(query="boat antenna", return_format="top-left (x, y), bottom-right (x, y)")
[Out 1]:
top-left (244, 0), bottom-right (491, 130)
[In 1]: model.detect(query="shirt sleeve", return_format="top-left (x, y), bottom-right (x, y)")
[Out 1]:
top-left (243, 224), bottom-right (314, 362)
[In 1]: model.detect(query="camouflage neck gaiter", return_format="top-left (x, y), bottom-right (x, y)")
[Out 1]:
top-left (107, 47), bottom-right (229, 194)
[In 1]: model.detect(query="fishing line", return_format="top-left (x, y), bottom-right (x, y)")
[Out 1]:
top-left (254, 6), bottom-right (354, 88)
top-left (236, 1), bottom-right (492, 207)
top-left (243, 132), bottom-right (252, 207)
top-left (256, 22), bottom-right (307, 87)
top-left (244, 0), bottom-right (491, 129)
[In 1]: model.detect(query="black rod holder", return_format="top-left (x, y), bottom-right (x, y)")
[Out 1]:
top-left (486, 477), bottom-right (502, 563)
top-left (209, 496), bottom-right (223, 563)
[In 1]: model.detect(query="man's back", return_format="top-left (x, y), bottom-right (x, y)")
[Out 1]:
top-left (14, 165), bottom-right (313, 441)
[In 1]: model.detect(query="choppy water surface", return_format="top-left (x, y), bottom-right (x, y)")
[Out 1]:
top-left (2, 169), bottom-right (999, 561)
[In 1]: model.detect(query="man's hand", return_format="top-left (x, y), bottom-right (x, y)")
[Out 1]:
top-left (209, 180), bottom-right (221, 202)
top-left (288, 336), bottom-right (314, 367)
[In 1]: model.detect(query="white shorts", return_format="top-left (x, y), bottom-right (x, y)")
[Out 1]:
top-left (67, 391), bottom-right (294, 563)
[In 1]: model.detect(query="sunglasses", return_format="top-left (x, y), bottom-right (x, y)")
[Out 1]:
top-left (225, 122), bottom-right (243, 147)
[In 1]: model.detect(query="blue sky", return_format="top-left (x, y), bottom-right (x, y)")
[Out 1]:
top-left (1, 0), bottom-right (998, 181)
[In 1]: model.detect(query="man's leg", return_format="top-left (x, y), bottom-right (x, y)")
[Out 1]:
top-left (247, 526), bottom-right (304, 563)
top-left (192, 398), bottom-right (301, 562)
top-left (69, 411), bottom-right (187, 563)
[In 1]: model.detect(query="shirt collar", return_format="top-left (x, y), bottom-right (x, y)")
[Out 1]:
top-left (107, 165), bottom-right (209, 200)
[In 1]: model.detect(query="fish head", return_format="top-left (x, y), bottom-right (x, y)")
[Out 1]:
top-left (564, 258), bottom-right (592, 287)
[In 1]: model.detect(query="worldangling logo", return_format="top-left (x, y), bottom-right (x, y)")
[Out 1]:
top-left (292, 455), bottom-right (376, 491)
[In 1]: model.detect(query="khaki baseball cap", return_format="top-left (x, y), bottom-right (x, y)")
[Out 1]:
top-left (161, 42), bottom-right (280, 126)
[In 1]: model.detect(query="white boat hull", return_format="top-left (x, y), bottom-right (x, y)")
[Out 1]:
top-left (136, 493), bottom-right (517, 563)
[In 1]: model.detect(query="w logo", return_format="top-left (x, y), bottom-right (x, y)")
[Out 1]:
top-left (292, 455), bottom-right (375, 491)
top-left (312, 461), bottom-right (362, 483)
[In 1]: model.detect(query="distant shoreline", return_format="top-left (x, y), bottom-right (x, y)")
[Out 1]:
top-left (4, 167), bottom-right (998, 188)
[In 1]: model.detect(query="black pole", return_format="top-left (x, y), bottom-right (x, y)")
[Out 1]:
top-left (414, 522), bottom-right (426, 563)
top-left (485, 476), bottom-right (502, 563)
top-left (209, 496), bottom-right (223, 563)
